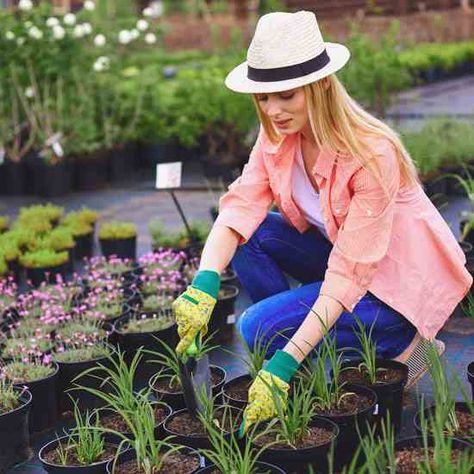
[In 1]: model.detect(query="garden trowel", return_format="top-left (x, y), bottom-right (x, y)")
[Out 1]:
top-left (178, 334), bottom-right (211, 418)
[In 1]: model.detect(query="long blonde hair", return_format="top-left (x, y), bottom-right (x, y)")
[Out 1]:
top-left (252, 75), bottom-right (421, 195)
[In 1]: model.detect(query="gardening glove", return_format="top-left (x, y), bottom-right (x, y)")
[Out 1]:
top-left (172, 269), bottom-right (220, 357)
top-left (239, 350), bottom-right (300, 437)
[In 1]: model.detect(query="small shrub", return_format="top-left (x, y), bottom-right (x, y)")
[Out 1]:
top-left (98, 221), bottom-right (137, 240)
top-left (20, 249), bottom-right (69, 269)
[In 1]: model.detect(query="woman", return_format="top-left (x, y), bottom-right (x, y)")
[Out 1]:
top-left (172, 11), bottom-right (472, 433)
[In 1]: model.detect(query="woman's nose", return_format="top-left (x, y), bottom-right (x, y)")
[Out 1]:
top-left (265, 98), bottom-right (283, 118)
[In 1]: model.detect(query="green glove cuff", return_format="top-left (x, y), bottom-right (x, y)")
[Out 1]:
top-left (191, 270), bottom-right (220, 299)
top-left (265, 350), bottom-right (300, 384)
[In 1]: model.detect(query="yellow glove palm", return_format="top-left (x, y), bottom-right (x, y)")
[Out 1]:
top-left (241, 369), bottom-right (290, 435)
top-left (172, 286), bottom-right (217, 357)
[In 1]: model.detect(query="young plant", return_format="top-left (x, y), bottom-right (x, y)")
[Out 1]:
top-left (55, 403), bottom-right (106, 466)
top-left (1, 358), bottom-right (55, 384)
top-left (198, 402), bottom-right (279, 474)
top-left (0, 379), bottom-right (22, 415)
top-left (76, 349), bottom-right (147, 422)
top-left (108, 392), bottom-right (181, 474)
top-left (98, 221), bottom-right (137, 240)
top-left (265, 376), bottom-right (318, 449)
top-left (20, 248), bottom-right (69, 269)
top-left (225, 330), bottom-right (281, 380)
top-left (147, 332), bottom-right (218, 391)
top-left (352, 315), bottom-right (381, 385)
top-left (424, 343), bottom-right (459, 434)
top-left (119, 307), bottom-right (175, 334)
top-left (53, 344), bottom-right (111, 364)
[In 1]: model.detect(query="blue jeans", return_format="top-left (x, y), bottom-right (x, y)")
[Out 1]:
top-left (232, 212), bottom-right (417, 360)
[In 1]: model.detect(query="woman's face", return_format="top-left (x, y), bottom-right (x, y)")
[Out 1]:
top-left (255, 86), bottom-right (309, 136)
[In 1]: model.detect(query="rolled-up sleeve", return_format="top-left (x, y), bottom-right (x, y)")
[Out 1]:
top-left (213, 130), bottom-right (274, 245)
top-left (319, 140), bottom-right (401, 312)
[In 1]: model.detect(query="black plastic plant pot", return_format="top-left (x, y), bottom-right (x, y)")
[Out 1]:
top-left (0, 160), bottom-right (28, 196)
top-left (99, 401), bottom-right (172, 444)
top-left (196, 463), bottom-right (286, 474)
top-left (99, 237), bottom-right (136, 260)
top-left (29, 159), bottom-right (73, 198)
top-left (113, 313), bottom-right (177, 384)
top-left (149, 366), bottom-right (227, 411)
top-left (338, 359), bottom-right (408, 433)
top-left (7, 258), bottom-right (22, 284)
top-left (314, 384), bottom-right (377, 471)
top-left (221, 266), bottom-right (238, 285)
top-left (394, 436), bottom-right (473, 472)
top-left (75, 232), bottom-right (94, 260)
top-left (468, 362), bottom-right (474, 402)
top-left (222, 373), bottom-right (253, 410)
top-left (254, 416), bottom-right (339, 473)
top-left (413, 401), bottom-right (474, 444)
top-left (25, 262), bottom-right (69, 287)
top-left (105, 446), bottom-right (204, 474)
top-left (0, 389), bottom-right (32, 470)
top-left (162, 406), bottom-right (241, 458)
top-left (423, 174), bottom-right (448, 199)
top-left (57, 355), bottom-right (113, 413)
top-left (208, 285), bottom-right (239, 344)
top-left (39, 435), bottom-right (119, 474)
top-left (13, 362), bottom-right (59, 433)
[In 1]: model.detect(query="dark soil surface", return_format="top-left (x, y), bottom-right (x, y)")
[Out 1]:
top-left (100, 406), bottom-right (169, 433)
top-left (224, 376), bottom-right (252, 402)
top-left (339, 366), bottom-right (405, 386)
top-left (313, 391), bottom-right (373, 416)
top-left (254, 425), bottom-right (335, 450)
top-left (395, 447), bottom-right (463, 473)
top-left (166, 408), bottom-right (241, 437)
top-left (453, 410), bottom-right (474, 439)
top-left (115, 452), bottom-right (200, 474)
top-left (44, 444), bottom-right (116, 466)
top-left (153, 368), bottom-right (223, 394)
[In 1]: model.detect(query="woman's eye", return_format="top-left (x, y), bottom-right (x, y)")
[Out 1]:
top-left (281, 94), bottom-right (294, 100)
top-left (257, 95), bottom-right (268, 102)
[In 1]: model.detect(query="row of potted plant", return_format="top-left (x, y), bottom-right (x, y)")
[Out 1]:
top-left (1, 314), bottom-right (472, 473)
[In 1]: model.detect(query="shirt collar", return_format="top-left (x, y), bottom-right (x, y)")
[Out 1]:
top-left (262, 130), bottom-right (337, 180)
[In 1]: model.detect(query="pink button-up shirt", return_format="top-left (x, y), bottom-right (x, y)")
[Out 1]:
top-left (214, 126), bottom-right (472, 340)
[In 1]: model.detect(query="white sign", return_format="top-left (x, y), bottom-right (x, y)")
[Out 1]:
top-left (155, 161), bottom-right (182, 189)
top-left (0, 147), bottom-right (4, 165)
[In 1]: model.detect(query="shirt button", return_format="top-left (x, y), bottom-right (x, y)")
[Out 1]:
top-left (388, 298), bottom-right (393, 303)
top-left (324, 217), bottom-right (328, 222)
top-left (367, 209), bottom-right (373, 216)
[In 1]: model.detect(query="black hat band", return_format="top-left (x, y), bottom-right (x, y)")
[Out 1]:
top-left (247, 48), bottom-right (330, 82)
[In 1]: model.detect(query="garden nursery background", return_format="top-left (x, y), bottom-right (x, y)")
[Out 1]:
top-left (0, 1), bottom-right (474, 473)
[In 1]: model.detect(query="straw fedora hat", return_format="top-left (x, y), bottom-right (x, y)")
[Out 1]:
top-left (225, 10), bottom-right (350, 94)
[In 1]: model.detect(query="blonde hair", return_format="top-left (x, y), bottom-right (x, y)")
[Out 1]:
top-left (252, 75), bottom-right (421, 195)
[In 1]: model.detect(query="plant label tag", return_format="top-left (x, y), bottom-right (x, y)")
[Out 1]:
top-left (52, 141), bottom-right (64, 157)
top-left (156, 162), bottom-right (182, 189)
top-left (227, 314), bottom-right (236, 324)
top-left (373, 404), bottom-right (379, 415)
top-left (0, 147), bottom-right (4, 165)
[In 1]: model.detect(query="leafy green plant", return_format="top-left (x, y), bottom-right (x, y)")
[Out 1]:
top-left (198, 401), bottom-right (278, 474)
top-left (0, 257), bottom-right (7, 276)
top-left (53, 345), bottom-right (111, 364)
top-left (118, 308), bottom-right (175, 334)
top-left (18, 203), bottom-right (64, 224)
top-left (55, 403), bottom-right (106, 466)
top-left (40, 227), bottom-right (76, 252)
top-left (62, 220), bottom-right (93, 238)
top-left (148, 220), bottom-right (182, 249)
top-left (63, 207), bottom-right (100, 226)
top-left (99, 221), bottom-right (137, 240)
top-left (20, 249), bottom-right (69, 269)
top-left (0, 216), bottom-right (9, 232)
top-left (264, 376), bottom-right (319, 449)
top-left (460, 290), bottom-right (474, 318)
top-left (2, 360), bottom-right (55, 384)
top-left (0, 239), bottom-right (19, 263)
top-left (142, 293), bottom-right (174, 312)
top-left (0, 379), bottom-right (22, 415)
top-left (77, 349), bottom-right (148, 423)
top-left (351, 317), bottom-right (380, 385)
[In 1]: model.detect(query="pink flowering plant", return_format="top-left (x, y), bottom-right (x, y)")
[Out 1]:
top-left (85, 255), bottom-right (134, 279)
top-left (119, 307), bottom-right (175, 334)
top-left (0, 276), bottom-right (18, 315)
top-left (1, 354), bottom-right (55, 384)
top-left (1, 332), bottom-right (54, 361)
top-left (81, 283), bottom-right (127, 322)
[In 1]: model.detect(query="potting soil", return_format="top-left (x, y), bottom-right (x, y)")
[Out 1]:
top-left (43, 443), bottom-right (117, 466)
top-left (114, 452), bottom-right (200, 474)
top-left (395, 447), bottom-right (464, 473)
top-left (254, 425), bottom-right (335, 450)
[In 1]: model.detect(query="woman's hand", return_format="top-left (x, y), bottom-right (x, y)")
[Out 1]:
top-left (240, 350), bottom-right (300, 436)
top-left (172, 270), bottom-right (220, 357)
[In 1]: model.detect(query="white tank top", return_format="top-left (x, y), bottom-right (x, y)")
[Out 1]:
top-left (291, 141), bottom-right (330, 240)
